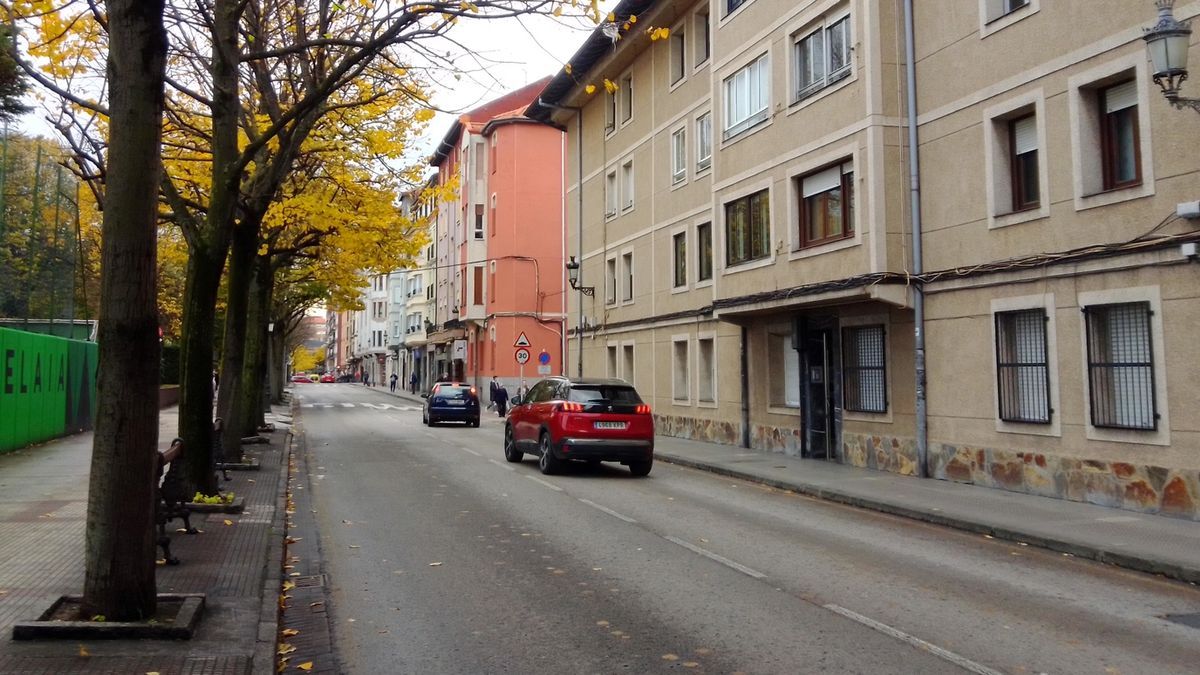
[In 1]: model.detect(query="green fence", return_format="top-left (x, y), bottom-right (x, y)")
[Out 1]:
top-left (0, 327), bottom-right (96, 453)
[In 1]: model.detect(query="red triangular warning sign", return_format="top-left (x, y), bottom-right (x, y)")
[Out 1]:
top-left (514, 332), bottom-right (531, 347)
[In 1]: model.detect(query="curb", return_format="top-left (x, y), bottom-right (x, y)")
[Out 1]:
top-left (655, 452), bottom-right (1200, 585)
top-left (251, 421), bottom-right (294, 674)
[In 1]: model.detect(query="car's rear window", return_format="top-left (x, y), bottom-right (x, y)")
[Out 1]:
top-left (436, 386), bottom-right (471, 398)
top-left (567, 385), bottom-right (642, 404)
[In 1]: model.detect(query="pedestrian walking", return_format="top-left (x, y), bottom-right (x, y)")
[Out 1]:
top-left (389, 372), bottom-right (398, 393)
top-left (410, 371), bottom-right (419, 394)
top-left (494, 383), bottom-right (509, 417)
top-left (488, 375), bottom-right (500, 411)
top-left (362, 370), bottom-right (370, 387)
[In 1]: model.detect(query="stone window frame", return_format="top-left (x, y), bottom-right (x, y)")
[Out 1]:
top-left (990, 293), bottom-right (1061, 438)
top-left (1076, 285), bottom-right (1169, 447)
top-left (671, 334), bottom-right (692, 405)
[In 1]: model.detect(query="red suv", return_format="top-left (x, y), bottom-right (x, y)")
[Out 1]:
top-left (504, 377), bottom-right (654, 476)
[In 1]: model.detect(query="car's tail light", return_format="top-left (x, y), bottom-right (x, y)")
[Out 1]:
top-left (557, 402), bottom-right (583, 413)
top-left (635, 404), bottom-right (651, 414)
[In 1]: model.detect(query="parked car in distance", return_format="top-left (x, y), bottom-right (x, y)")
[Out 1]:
top-left (290, 373), bottom-right (311, 384)
top-left (319, 373), bottom-right (335, 383)
top-left (422, 382), bottom-right (480, 427)
top-left (504, 377), bottom-right (654, 476)
top-left (336, 373), bottom-right (354, 383)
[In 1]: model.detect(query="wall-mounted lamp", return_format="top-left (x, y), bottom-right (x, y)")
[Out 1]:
top-left (1144, 0), bottom-right (1200, 112)
top-left (565, 255), bottom-right (594, 296)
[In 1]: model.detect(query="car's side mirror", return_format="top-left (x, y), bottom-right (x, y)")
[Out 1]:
top-left (511, 396), bottom-right (523, 406)
top-left (420, 393), bottom-right (429, 399)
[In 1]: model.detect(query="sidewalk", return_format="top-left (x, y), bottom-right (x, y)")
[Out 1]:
top-left (367, 381), bottom-right (1200, 583)
top-left (0, 406), bottom-right (291, 674)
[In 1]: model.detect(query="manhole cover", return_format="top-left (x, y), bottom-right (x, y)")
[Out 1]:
top-left (292, 574), bottom-right (326, 588)
top-left (1163, 613), bottom-right (1200, 629)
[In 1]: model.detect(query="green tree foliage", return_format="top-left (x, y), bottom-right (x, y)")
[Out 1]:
top-left (0, 25), bottom-right (30, 121)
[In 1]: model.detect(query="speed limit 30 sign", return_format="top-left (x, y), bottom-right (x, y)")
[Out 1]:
top-left (515, 347), bottom-right (531, 364)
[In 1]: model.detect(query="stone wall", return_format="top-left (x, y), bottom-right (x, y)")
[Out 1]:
top-left (842, 432), bottom-right (919, 476)
top-left (930, 444), bottom-right (1200, 521)
top-left (653, 414), bottom-right (741, 447)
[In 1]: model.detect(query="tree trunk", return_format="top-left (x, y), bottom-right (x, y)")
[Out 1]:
top-left (177, 250), bottom-right (222, 496)
top-left (80, 0), bottom-right (167, 621)
top-left (269, 328), bottom-right (285, 404)
top-left (236, 255), bottom-right (273, 438)
top-left (177, 0), bottom-right (239, 495)
top-left (217, 217), bottom-right (258, 461)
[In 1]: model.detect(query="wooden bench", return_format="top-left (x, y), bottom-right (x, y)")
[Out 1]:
top-left (156, 438), bottom-right (197, 565)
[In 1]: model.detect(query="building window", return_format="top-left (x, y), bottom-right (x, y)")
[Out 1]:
top-left (621, 74), bottom-right (633, 123)
top-left (605, 90), bottom-right (617, 132)
top-left (671, 128), bottom-right (687, 184)
top-left (474, 204), bottom-right (485, 239)
top-left (1100, 80), bottom-right (1141, 191)
top-left (672, 231), bottom-right (687, 288)
top-left (694, 8), bottom-right (710, 65)
top-left (621, 252), bottom-right (634, 302)
top-left (768, 327), bottom-right (800, 408)
top-left (605, 257), bottom-right (617, 304)
top-left (696, 112), bottom-right (712, 171)
top-left (986, 0), bottom-right (1029, 22)
top-left (723, 53), bottom-right (769, 139)
top-left (621, 160), bottom-right (634, 210)
top-left (1084, 302), bottom-right (1157, 430)
top-left (1009, 114), bottom-right (1039, 211)
top-left (607, 345), bottom-right (618, 378)
top-left (798, 161), bottom-right (853, 249)
top-left (726, 0), bottom-right (746, 15)
top-left (605, 170), bottom-right (618, 217)
top-left (697, 337), bottom-right (715, 403)
top-left (995, 309), bottom-right (1051, 423)
top-left (672, 339), bottom-right (689, 402)
top-left (670, 26), bottom-right (686, 84)
top-left (725, 189), bottom-right (770, 267)
top-left (794, 14), bottom-right (851, 101)
top-left (696, 222), bottom-right (713, 282)
top-left (489, 134), bottom-right (497, 174)
top-left (622, 344), bottom-right (635, 385)
top-left (842, 325), bottom-right (887, 413)
top-left (472, 265), bottom-right (484, 305)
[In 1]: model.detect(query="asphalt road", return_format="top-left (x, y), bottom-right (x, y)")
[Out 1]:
top-left (292, 384), bottom-right (1200, 674)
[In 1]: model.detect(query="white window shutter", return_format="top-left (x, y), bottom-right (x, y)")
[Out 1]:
top-left (1013, 116), bottom-right (1038, 155)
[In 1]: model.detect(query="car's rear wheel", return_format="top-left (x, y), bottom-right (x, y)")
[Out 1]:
top-left (504, 426), bottom-right (523, 463)
top-left (470, 417), bottom-right (480, 428)
top-left (537, 433), bottom-right (561, 475)
top-left (628, 458), bottom-right (652, 477)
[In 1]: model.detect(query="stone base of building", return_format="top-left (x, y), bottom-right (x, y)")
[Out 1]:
top-left (654, 420), bottom-right (1200, 521)
top-left (654, 414), bottom-right (741, 447)
top-left (930, 444), bottom-right (1199, 521)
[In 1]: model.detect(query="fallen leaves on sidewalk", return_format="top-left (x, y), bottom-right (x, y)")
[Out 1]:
top-left (277, 643), bottom-right (296, 655)
top-left (297, 663), bottom-right (314, 671)
top-left (223, 519), bottom-right (234, 526)
top-left (78, 644), bottom-right (89, 657)
top-left (281, 628), bottom-right (300, 637)
top-left (428, 562), bottom-right (443, 567)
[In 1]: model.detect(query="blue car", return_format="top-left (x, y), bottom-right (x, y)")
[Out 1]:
top-left (422, 382), bottom-right (481, 427)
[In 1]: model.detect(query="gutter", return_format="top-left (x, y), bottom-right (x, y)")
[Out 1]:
top-left (903, 0), bottom-right (928, 478)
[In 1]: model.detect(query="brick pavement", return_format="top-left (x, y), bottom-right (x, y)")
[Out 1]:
top-left (0, 406), bottom-right (291, 675)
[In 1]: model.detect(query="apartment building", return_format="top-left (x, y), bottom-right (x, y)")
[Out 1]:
top-left (427, 81), bottom-right (567, 396)
top-left (352, 273), bottom-right (391, 384)
top-left (529, 0), bottom-right (1199, 519)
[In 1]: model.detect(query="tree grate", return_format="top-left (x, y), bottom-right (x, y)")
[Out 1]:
top-left (291, 574), bottom-right (326, 588)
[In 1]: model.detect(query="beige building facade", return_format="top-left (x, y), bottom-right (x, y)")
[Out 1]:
top-left (529, 0), bottom-right (1200, 520)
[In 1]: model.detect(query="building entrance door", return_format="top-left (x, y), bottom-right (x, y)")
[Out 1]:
top-left (799, 317), bottom-right (841, 460)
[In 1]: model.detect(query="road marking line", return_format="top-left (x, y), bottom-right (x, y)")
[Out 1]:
top-left (664, 536), bottom-right (766, 579)
top-left (823, 604), bottom-right (1004, 675)
top-left (525, 475), bottom-right (563, 492)
top-left (487, 459), bottom-right (515, 472)
top-left (341, 403), bottom-right (355, 408)
top-left (578, 499), bottom-right (637, 523)
top-left (301, 404), bottom-right (313, 408)
top-left (460, 447), bottom-right (481, 457)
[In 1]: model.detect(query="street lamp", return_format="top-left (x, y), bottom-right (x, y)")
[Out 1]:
top-left (565, 255), bottom-right (594, 296)
top-left (1144, 0), bottom-right (1200, 112)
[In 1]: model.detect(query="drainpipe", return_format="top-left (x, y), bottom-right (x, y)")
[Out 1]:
top-left (740, 326), bottom-right (750, 448)
top-left (903, 0), bottom-right (929, 478)
top-left (537, 98), bottom-right (585, 378)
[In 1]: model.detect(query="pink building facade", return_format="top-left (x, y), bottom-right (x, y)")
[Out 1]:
top-left (426, 80), bottom-right (566, 397)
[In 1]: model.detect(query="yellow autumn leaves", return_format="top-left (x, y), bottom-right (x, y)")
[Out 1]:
top-left (562, 14), bottom-right (671, 97)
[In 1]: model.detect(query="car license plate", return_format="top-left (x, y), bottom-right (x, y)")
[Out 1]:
top-left (447, 400), bottom-right (465, 406)
top-left (594, 421), bottom-right (627, 430)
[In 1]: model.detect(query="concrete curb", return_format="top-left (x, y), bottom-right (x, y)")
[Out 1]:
top-left (252, 419), bottom-right (294, 675)
top-left (656, 452), bottom-right (1200, 585)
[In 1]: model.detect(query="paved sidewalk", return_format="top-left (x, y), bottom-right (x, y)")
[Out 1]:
top-left (372, 382), bottom-right (1200, 583)
top-left (0, 406), bottom-right (291, 674)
